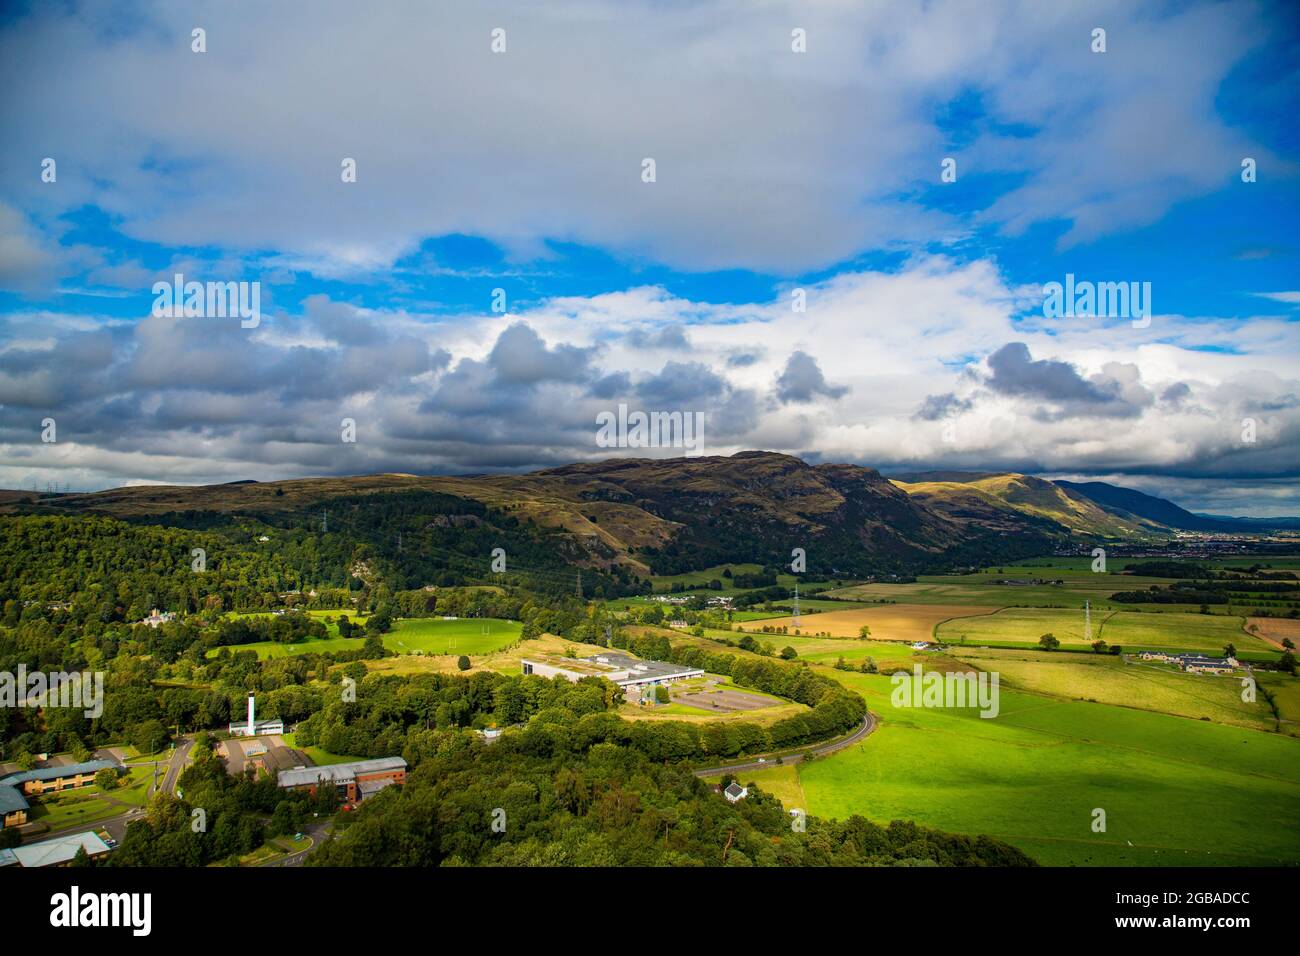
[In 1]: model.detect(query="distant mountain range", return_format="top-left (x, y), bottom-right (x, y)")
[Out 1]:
top-left (892, 471), bottom-right (1300, 533)
top-left (2, 453), bottom-right (1295, 583)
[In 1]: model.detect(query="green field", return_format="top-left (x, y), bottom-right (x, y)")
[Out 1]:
top-left (828, 568), bottom-right (1182, 609)
top-left (952, 646), bottom-right (1282, 731)
top-left (207, 616), bottom-right (522, 659)
top-left (935, 606), bottom-right (1269, 655)
top-left (736, 668), bottom-right (1300, 866)
top-left (383, 617), bottom-right (522, 655)
top-left (648, 563), bottom-right (853, 595)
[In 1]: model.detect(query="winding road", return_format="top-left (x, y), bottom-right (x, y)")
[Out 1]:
top-left (692, 710), bottom-right (877, 778)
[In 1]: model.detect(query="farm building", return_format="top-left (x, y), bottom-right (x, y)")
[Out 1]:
top-left (1179, 655), bottom-right (1237, 674)
top-left (1138, 652), bottom-right (1237, 673)
top-left (723, 782), bottom-right (748, 803)
top-left (520, 652), bottom-right (704, 690)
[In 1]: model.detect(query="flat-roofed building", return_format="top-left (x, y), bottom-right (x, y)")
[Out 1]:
top-left (11, 830), bottom-right (112, 868)
top-left (253, 744), bottom-right (305, 776)
top-left (520, 652), bottom-right (704, 689)
top-left (228, 692), bottom-right (285, 736)
top-left (228, 718), bottom-right (285, 737)
top-left (277, 757), bottom-right (407, 803)
top-left (0, 759), bottom-right (115, 797)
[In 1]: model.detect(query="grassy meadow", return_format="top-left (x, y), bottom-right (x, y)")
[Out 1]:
top-left (734, 667), bottom-right (1300, 866)
top-left (207, 616), bottom-right (522, 660)
top-left (935, 606), bottom-right (1269, 656)
top-left (642, 555), bottom-right (1300, 866)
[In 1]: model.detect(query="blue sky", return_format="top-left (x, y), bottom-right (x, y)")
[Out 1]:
top-left (0, 0), bottom-right (1298, 515)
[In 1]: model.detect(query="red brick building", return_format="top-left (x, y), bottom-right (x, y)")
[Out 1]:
top-left (276, 757), bottom-right (407, 803)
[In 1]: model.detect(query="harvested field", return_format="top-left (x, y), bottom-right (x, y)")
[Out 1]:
top-left (1247, 617), bottom-right (1300, 651)
top-left (746, 604), bottom-right (994, 642)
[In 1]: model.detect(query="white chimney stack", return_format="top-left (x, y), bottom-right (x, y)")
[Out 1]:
top-left (247, 693), bottom-right (255, 736)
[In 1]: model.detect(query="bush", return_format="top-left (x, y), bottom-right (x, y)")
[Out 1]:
top-left (457, 655), bottom-right (471, 671)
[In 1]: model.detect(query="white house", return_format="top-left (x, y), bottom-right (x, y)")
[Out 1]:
top-left (138, 608), bottom-right (175, 627)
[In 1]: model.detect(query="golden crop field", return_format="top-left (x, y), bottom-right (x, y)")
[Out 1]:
top-left (746, 603), bottom-right (994, 643)
top-left (1247, 617), bottom-right (1300, 651)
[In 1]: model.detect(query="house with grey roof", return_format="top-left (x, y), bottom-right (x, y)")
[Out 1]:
top-left (723, 781), bottom-right (748, 803)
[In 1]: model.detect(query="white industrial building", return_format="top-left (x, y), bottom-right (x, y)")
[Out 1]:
top-left (520, 652), bottom-right (703, 689)
top-left (228, 692), bottom-right (285, 736)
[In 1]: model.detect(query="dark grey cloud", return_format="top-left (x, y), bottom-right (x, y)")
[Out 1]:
top-left (915, 392), bottom-right (973, 421)
top-left (987, 342), bottom-right (1105, 403)
top-left (775, 351), bottom-right (848, 404)
top-left (487, 322), bottom-right (596, 385)
top-left (637, 361), bottom-right (728, 406)
top-left (588, 371), bottom-right (631, 400)
top-left (1160, 382), bottom-right (1192, 408)
top-left (625, 324), bottom-right (690, 350)
top-left (985, 342), bottom-right (1150, 419)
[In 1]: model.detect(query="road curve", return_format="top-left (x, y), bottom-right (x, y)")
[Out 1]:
top-left (692, 710), bottom-right (877, 778)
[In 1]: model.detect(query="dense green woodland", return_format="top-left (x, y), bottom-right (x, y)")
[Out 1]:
top-left (0, 495), bottom-right (638, 618)
top-left (306, 743), bottom-right (1034, 867)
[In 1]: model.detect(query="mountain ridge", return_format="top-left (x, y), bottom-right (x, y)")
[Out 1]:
top-left (2, 454), bottom-right (1292, 583)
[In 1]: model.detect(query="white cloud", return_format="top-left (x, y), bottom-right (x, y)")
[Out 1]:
top-left (0, 0), bottom-right (1276, 279)
top-left (1, 258), bottom-right (1297, 513)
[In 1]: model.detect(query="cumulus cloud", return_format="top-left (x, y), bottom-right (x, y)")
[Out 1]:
top-left (775, 351), bottom-right (849, 404)
top-left (984, 342), bottom-right (1153, 419)
top-left (0, 201), bottom-right (59, 292)
top-left (1, 258), bottom-right (1298, 513)
top-left (487, 322), bottom-right (595, 385)
top-left (915, 393), bottom-right (973, 421)
top-left (0, 1), bottom-right (1278, 283)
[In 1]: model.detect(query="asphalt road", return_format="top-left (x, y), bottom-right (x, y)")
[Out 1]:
top-left (692, 711), bottom-right (877, 778)
top-left (161, 737), bottom-right (194, 793)
top-left (78, 737), bottom-right (195, 844)
top-left (261, 820), bottom-right (332, 867)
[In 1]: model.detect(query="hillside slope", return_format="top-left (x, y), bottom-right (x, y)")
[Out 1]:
top-left (1, 452), bottom-right (1075, 579)
top-left (892, 474), bottom-right (1151, 539)
top-left (1055, 480), bottom-right (1275, 532)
